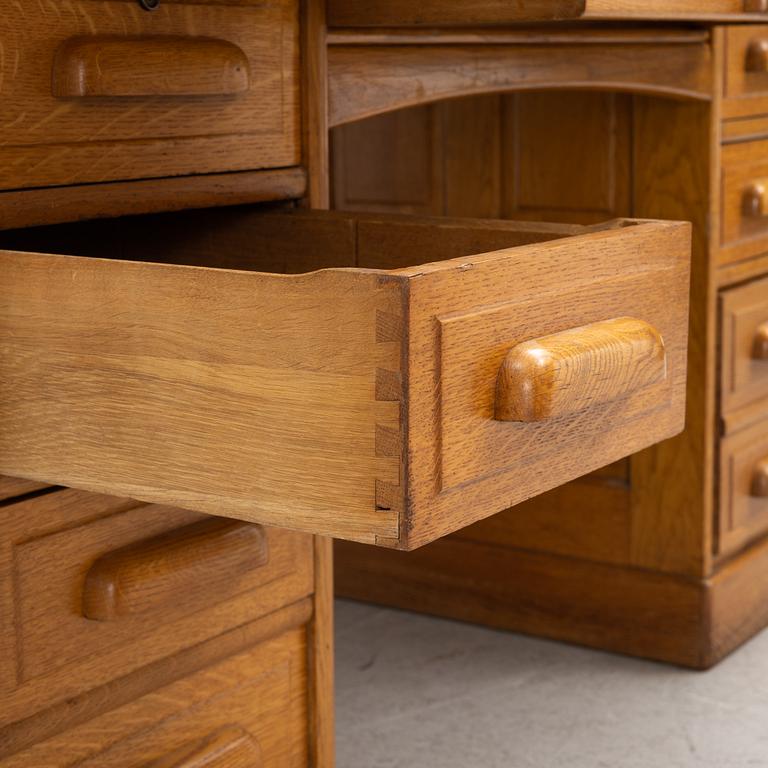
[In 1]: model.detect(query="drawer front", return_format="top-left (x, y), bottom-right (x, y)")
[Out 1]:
top-left (0, 489), bottom-right (313, 725)
top-left (724, 25), bottom-right (768, 117)
top-left (0, 0), bottom-right (299, 190)
top-left (0, 210), bottom-right (691, 549)
top-left (4, 628), bottom-right (309, 768)
top-left (721, 139), bottom-right (768, 262)
top-left (719, 417), bottom-right (768, 555)
top-left (720, 275), bottom-right (768, 415)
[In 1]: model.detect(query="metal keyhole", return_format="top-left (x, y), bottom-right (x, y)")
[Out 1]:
top-left (139, 0), bottom-right (159, 10)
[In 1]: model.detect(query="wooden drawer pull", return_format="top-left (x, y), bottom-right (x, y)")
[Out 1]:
top-left (53, 36), bottom-right (251, 98)
top-left (743, 182), bottom-right (768, 218)
top-left (495, 317), bottom-right (666, 422)
top-left (746, 39), bottom-right (768, 72)
top-left (745, 0), bottom-right (768, 12)
top-left (751, 458), bottom-right (768, 498)
top-left (82, 518), bottom-right (268, 621)
top-left (144, 725), bottom-right (262, 768)
top-left (753, 321), bottom-right (768, 360)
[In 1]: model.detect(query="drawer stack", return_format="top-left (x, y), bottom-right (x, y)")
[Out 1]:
top-left (718, 27), bottom-right (768, 558)
top-left (0, 480), bottom-right (317, 766)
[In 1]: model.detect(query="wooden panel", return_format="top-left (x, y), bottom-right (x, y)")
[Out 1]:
top-left (719, 417), bottom-right (768, 554)
top-left (327, 0), bottom-right (587, 26)
top-left (0, 476), bottom-right (48, 503)
top-left (723, 25), bottom-right (768, 118)
top-left (720, 139), bottom-right (768, 265)
top-left (0, 489), bottom-right (313, 725)
top-left (391, 219), bottom-right (691, 548)
top-left (328, 42), bottom-right (712, 127)
top-left (334, 536), bottom-right (709, 667)
top-left (332, 92), bottom-right (633, 224)
top-left (332, 106), bottom-right (444, 215)
top-left (721, 274), bottom-right (768, 416)
top-left (3, 629), bottom-right (309, 768)
top-left (0, 0), bottom-right (299, 189)
top-left (0, 168), bottom-right (307, 232)
top-left (501, 92), bottom-right (632, 223)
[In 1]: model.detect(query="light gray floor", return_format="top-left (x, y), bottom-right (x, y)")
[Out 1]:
top-left (335, 599), bottom-right (768, 768)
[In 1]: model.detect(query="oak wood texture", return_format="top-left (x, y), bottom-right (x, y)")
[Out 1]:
top-left (327, 0), bottom-right (768, 25)
top-left (0, 210), bottom-right (689, 548)
top-left (82, 518), bottom-right (269, 622)
top-left (0, 597), bottom-right (313, 759)
top-left (495, 317), bottom-right (667, 422)
top-left (331, 83), bottom-right (717, 660)
top-left (723, 25), bottom-right (768, 118)
top-left (0, 476), bottom-right (48, 503)
top-left (336, 523), bottom-right (768, 669)
top-left (0, 168), bottom-right (307, 233)
top-left (3, 628), bottom-right (309, 768)
top-left (0, 489), bottom-right (313, 727)
top-left (0, 0), bottom-right (299, 190)
top-left (52, 35), bottom-right (251, 98)
top-left (328, 40), bottom-right (712, 128)
top-left (719, 417), bottom-right (768, 554)
top-left (720, 139), bottom-right (768, 264)
top-left (720, 274), bottom-right (768, 416)
top-left (327, 0), bottom-right (587, 26)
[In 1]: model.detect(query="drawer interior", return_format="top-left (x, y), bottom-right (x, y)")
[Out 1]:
top-left (0, 205), bottom-right (588, 274)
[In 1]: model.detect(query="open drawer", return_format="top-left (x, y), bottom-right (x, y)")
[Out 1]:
top-left (0, 208), bottom-right (691, 549)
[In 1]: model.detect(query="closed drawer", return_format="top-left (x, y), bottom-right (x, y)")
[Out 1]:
top-left (720, 139), bottom-right (768, 263)
top-left (0, 208), bottom-right (691, 550)
top-left (0, 0), bottom-right (298, 190)
top-left (3, 627), bottom-right (309, 767)
top-left (0, 488), bottom-right (313, 725)
top-left (720, 274), bottom-right (768, 415)
top-left (719, 417), bottom-right (768, 555)
top-left (723, 25), bottom-right (768, 118)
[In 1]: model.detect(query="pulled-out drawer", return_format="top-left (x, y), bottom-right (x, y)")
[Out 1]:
top-left (3, 627), bottom-right (309, 767)
top-left (0, 208), bottom-right (691, 549)
top-left (0, 0), bottom-right (298, 190)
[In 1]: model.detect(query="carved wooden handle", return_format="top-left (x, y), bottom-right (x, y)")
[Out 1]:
top-left (754, 321), bottom-right (768, 360)
top-left (746, 39), bottom-right (768, 73)
top-left (82, 518), bottom-right (268, 621)
top-left (751, 458), bottom-right (768, 498)
top-left (144, 725), bottom-right (262, 768)
top-left (743, 182), bottom-right (768, 218)
top-left (53, 36), bottom-right (251, 98)
top-left (495, 317), bottom-right (667, 422)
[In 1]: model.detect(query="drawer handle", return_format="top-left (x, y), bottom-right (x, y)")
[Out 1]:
top-left (53, 36), bottom-right (251, 98)
top-left (745, 2), bottom-right (768, 14)
top-left (144, 725), bottom-right (262, 768)
top-left (495, 317), bottom-right (667, 422)
top-left (751, 458), bottom-right (768, 498)
top-left (746, 39), bottom-right (768, 73)
top-left (82, 518), bottom-right (268, 621)
top-left (753, 321), bottom-right (768, 360)
top-left (743, 182), bottom-right (768, 218)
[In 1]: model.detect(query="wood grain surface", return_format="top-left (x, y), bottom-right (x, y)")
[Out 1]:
top-left (0, 0), bottom-right (299, 189)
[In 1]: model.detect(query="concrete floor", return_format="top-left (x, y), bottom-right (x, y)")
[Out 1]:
top-left (335, 599), bottom-right (768, 768)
